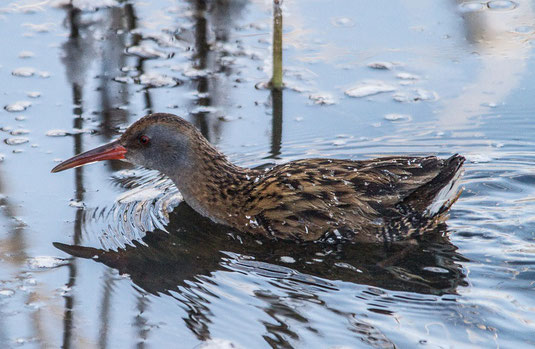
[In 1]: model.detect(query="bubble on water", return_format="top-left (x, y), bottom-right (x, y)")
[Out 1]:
top-left (191, 105), bottom-right (218, 114)
top-left (458, 2), bottom-right (486, 12)
top-left (280, 256), bottom-right (296, 263)
top-left (5, 137), bottom-right (29, 145)
top-left (12, 67), bottom-right (35, 77)
top-left (487, 0), bottom-right (518, 10)
top-left (46, 129), bottom-right (68, 137)
top-left (10, 129), bottom-right (30, 136)
top-left (367, 62), bottom-right (393, 70)
top-left (70, 128), bottom-right (93, 135)
top-left (138, 72), bottom-right (179, 87)
top-left (332, 139), bottom-right (347, 146)
top-left (126, 45), bottom-right (172, 59)
top-left (309, 93), bottom-right (336, 105)
top-left (52, 0), bottom-right (117, 11)
top-left (0, 289), bottom-right (14, 297)
top-left (414, 89), bottom-right (439, 101)
top-left (393, 89), bottom-right (438, 102)
top-left (182, 67), bottom-right (211, 78)
top-left (38, 71), bottom-right (50, 78)
top-left (27, 91), bottom-right (41, 98)
top-left (15, 337), bottom-right (37, 345)
top-left (27, 256), bottom-right (68, 270)
top-left (384, 113), bottom-right (411, 122)
top-left (345, 80), bottom-right (397, 98)
top-left (331, 17), bottom-right (355, 27)
top-left (294, 116), bottom-right (304, 122)
top-left (69, 200), bottom-right (85, 208)
top-left (396, 72), bottom-right (419, 80)
top-left (120, 65), bottom-right (137, 72)
top-left (22, 22), bottom-right (55, 33)
top-left (198, 339), bottom-right (243, 349)
top-left (113, 76), bottom-right (134, 84)
top-left (18, 51), bottom-right (34, 59)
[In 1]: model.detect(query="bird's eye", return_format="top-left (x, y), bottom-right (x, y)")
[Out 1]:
top-left (139, 135), bottom-right (150, 145)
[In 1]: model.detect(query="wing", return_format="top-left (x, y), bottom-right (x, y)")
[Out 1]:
top-left (242, 156), bottom-right (458, 241)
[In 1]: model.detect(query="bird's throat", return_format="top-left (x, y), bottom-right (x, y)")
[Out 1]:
top-left (169, 140), bottom-right (255, 227)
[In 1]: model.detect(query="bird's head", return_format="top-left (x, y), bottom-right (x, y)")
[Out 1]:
top-left (51, 113), bottom-right (200, 176)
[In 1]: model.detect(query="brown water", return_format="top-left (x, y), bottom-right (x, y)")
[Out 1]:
top-left (0, 0), bottom-right (535, 347)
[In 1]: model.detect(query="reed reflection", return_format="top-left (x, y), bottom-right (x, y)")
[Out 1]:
top-left (59, 2), bottom-right (142, 346)
top-left (268, 0), bottom-right (283, 159)
top-left (186, 0), bottom-right (247, 142)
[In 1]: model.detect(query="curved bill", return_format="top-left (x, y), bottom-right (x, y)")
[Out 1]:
top-left (51, 140), bottom-right (127, 173)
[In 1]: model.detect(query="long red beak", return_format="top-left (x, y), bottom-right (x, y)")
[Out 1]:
top-left (51, 140), bottom-right (127, 173)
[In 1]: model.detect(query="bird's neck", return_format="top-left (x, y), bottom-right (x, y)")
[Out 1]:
top-left (169, 137), bottom-right (253, 226)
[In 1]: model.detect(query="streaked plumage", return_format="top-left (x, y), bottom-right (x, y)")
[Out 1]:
top-left (52, 113), bottom-right (465, 243)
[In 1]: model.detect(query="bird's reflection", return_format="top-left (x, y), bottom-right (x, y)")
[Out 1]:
top-left (55, 201), bottom-right (467, 342)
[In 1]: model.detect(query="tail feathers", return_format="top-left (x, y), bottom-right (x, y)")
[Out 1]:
top-left (400, 154), bottom-right (465, 217)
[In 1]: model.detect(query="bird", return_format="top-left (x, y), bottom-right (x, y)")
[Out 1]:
top-left (52, 113), bottom-right (465, 243)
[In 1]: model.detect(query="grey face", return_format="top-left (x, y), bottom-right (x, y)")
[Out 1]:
top-left (120, 123), bottom-right (190, 176)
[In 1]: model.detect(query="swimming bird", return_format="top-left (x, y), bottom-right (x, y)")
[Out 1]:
top-left (52, 113), bottom-right (465, 243)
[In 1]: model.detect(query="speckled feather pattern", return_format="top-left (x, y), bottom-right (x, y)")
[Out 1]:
top-left (121, 114), bottom-right (465, 243)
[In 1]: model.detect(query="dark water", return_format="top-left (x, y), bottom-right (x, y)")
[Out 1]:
top-left (0, 0), bottom-right (534, 347)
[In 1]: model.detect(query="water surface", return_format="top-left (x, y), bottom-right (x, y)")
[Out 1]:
top-left (0, 0), bottom-right (535, 347)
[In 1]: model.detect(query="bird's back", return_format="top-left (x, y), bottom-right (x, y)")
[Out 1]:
top-left (239, 155), bottom-right (465, 242)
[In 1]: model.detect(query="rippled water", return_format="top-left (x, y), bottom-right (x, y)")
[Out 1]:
top-left (1, 0), bottom-right (535, 347)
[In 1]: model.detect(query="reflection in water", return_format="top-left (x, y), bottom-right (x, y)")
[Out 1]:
top-left (59, 2), bottom-right (142, 347)
top-left (268, 1), bottom-right (283, 159)
top-left (438, 0), bottom-right (535, 130)
top-left (60, 4), bottom-right (86, 347)
top-left (186, 0), bottom-right (248, 141)
top-left (55, 201), bottom-right (467, 344)
top-left (269, 88), bottom-right (283, 159)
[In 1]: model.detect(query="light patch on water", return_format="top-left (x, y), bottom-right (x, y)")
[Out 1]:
top-left (139, 72), bottom-right (180, 88)
top-left (26, 91), bottom-right (41, 98)
top-left (45, 129), bottom-right (68, 137)
top-left (22, 22), bottom-right (55, 33)
top-left (397, 72), bottom-right (420, 80)
top-left (126, 45), bottom-right (171, 59)
top-left (197, 338), bottom-right (244, 349)
top-left (0, 289), bottom-right (15, 297)
top-left (51, 0), bottom-right (118, 11)
top-left (4, 101), bottom-right (31, 112)
top-left (10, 129), bottom-right (30, 136)
top-left (384, 113), bottom-right (412, 122)
top-left (309, 93), bottom-right (336, 105)
top-left (27, 256), bottom-right (68, 270)
top-left (12, 67), bottom-right (35, 77)
top-left (4, 137), bottom-right (29, 146)
top-left (18, 51), bottom-right (34, 58)
top-left (367, 61), bottom-right (394, 70)
top-left (345, 80), bottom-right (397, 98)
top-left (331, 17), bottom-right (355, 28)
top-left (37, 71), bottom-right (50, 78)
